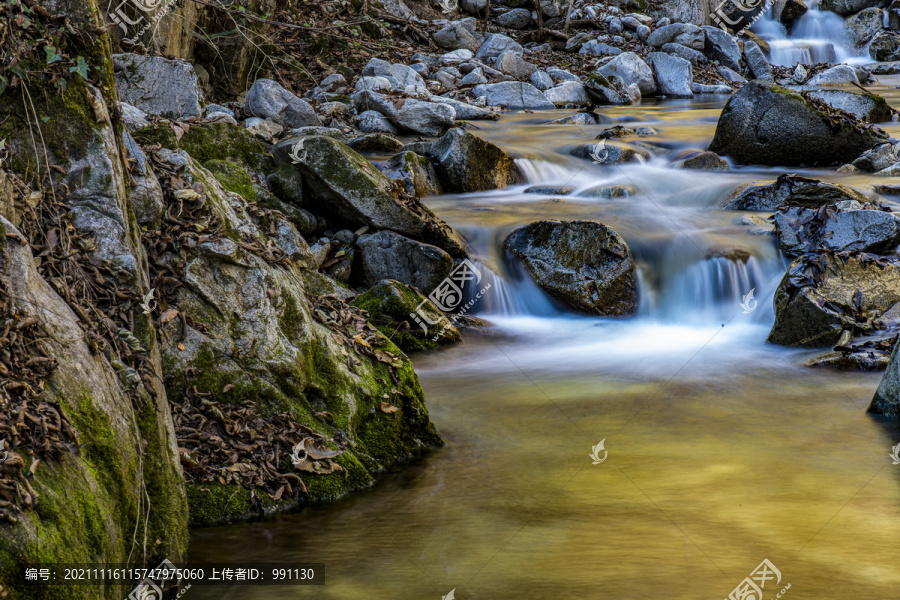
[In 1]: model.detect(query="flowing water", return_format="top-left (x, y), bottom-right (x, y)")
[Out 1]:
top-left (188, 79), bottom-right (900, 599)
top-left (755, 0), bottom-right (860, 66)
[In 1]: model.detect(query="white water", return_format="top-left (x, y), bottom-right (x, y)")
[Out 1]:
top-left (753, 0), bottom-right (861, 66)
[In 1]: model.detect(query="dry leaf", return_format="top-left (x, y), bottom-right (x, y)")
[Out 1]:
top-left (159, 308), bottom-right (179, 324)
top-left (178, 343), bottom-right (185, 351)
top-left (380, 402), bottom-right (399, 414)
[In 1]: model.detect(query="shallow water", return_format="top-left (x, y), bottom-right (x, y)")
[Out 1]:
top-left (188, 85), bottom-right (900, 599)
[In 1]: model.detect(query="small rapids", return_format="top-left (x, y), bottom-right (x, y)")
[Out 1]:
top-left (754, 0), bottom-right (859, 66)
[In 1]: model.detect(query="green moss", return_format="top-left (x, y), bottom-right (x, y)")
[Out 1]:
top-left (203, 159), bottom-right (257, 200)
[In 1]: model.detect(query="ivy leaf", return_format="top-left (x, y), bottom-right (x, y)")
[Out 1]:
top-left (44, 45), bottom-right (62, 64)
top-left (69, 56), bottom-right (89, 81)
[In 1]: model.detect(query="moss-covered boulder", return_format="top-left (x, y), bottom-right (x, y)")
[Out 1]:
top-left (204, 159), bottom-right (257, 200)
top-left (504, 220), bottom-right (639, 316)
top-left (383, 151), bottom-right (443, 198)
top-left (272, 136), bottom-right (469, 257)
top-left (722, 174), bottom-right (868, 211)
top-left (352, 280), bottom-right (461, 352)
top-left (132, 121), bottom-right (274, 175)
top-left (708, 81), bottom-right (887, 166)
top-left (424, 128), bottom-right (521, 193)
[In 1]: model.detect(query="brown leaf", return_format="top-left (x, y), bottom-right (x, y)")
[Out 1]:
top-left (380, 402), bottom-right (399, 414)
top-left (159, 308), bottom-right (179, 324)
top-left (222, 384), bottom-right (235, 394)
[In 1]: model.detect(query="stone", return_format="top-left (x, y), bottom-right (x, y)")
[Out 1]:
top-left (383, 151), bottom-right (444, 197)
top-left (245, 78), bottom-right (321, 129)
top-left (869, 339), bottom-right (900, 416)
top-left (646, 22), bottom-right (702, 47)
top-left (429, 96), bottom-right (498, 120)
top-left (579, 41), bottom-right (624, 55)
top-left (273, 136), bottom-right (468, 256)
top-left (504, 220), bottom-right (638, 316)
top-left (722, 174), bottom-right (869, 210)
top-left (853, 142), bottom-right (900, 171)
top-left (806, 89), bottom-right (892, 123)
top-left (351, 90), bottom-right (400, 119)
top-left (472, 81), bottom-right (556, 110)
top-left (648, 0), bottom-right (708, 26)
top-left (774, 205), bottom-right (900, 256)
top-left (661, 42), bottom-right (707, 66)
top-left (475, 33), bottom-right (524, 59)
top-left (499, 8), bottom-right (532, 28)
top-left (351, 280), bottom-right (460, 352)
top-left (120, 101), bottom-right (149, 131)
top-left (672, 149), bottom-right (728, 170)
top-left (244, 117), bottom-right (284, 143)
top-left (869, 30), bottom-right (900, 62)
top-left (267, 164), bottom-right (304, 206)
top-left (742, 41), bottom-right (774, 82)
top-left (692, 83), bottom-right (733, 94)
top-left (597, 52), bottom-right (657, 96)
top-left (434, 21), bottom-right (483, 53)
top-left (460, 67), bottom-right (488, 86)
top-left (394, 99), bottom-right (456, 137)
top-left (584, 73), bottom-right (639, 105)
top-left (123, 131), bottom-right (165, 226)
top-left (647, 52), bottom-right (693, 98)
top-left (701, 26), bottom-right (741, 71)
top-left (708, 81), bottom-right (887, 166)
top-left (348, 133), bottom-right (405, 154)
top-left (354, 76), bottom-right (394, 94)
top-left (823, 0), bottom-right (881, 17)
top-left (531, 70), bottom-right (555, 90)
top-left (361, 57), bottom-right (429, 94)
top-left (495, 51), bottom-right (538, 78)
top-left (543, 81), bottom-right (592, 105)
top-left (717, 66), bottom-right (747, 85)
top-left (570, 141), bottom-right (651, 165)
top-left (356, 231), bottom-right (454, 294)
top-left (113, 53), bottom-right (203, 119)
top-left (547, 67), bottom-right (581, 82)
top-left (423, 128), bottom-right (520, 192)
top-left (357, 110), bottom-right (399, 134)
top-left (806, 65), bottom-right (860, 86)
top-left (441, 49), bottom-right (475, 63)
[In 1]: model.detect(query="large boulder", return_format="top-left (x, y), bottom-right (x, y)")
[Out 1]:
top-left (113, 53), bottom-right (203, 119)
top-left (722, 174), bottom-right (868, 210)
top-left (774, 204), bottom-right (900, 256)
top-left (356, 231), bottom-right (454, 294)
top-left (647, 52), bottom-right (693, 98)
top-left (422, 128), bottom-right (520, 193)
top-left (768, 253), bottom-right (900, 346)
top-left (434, 21), bottom-right (482, 53)
top-left (708, 81), bottom-right (887, 166)
top-left (504, 220), bottom-right (638, 316)
top-left (394, 99), bottom-right (456, 137)
top-left (361, 57), bottom-right (428, 94)
top-left (869, 341), bottom-right (900, 416)
top-left (822, 0), bottom-right (884, 17)
top-left (701, 26), bottom-right (742, 71)
top-left (273, 136), bottom-right (468, 256)
top-left (472, 81), bottom-right (556, 110)
top-left (245, 78), bottom-right (322, 129)
top-left (596, 52), bottom-right (657, 97)
top-left (352, 280), bottom-right (461, 352)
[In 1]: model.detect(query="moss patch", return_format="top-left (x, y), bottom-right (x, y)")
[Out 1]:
top-left (204, 159), bottom-right (257, 200)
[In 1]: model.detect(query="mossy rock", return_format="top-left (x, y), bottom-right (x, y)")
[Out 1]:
top-left (133, 121), bottom-right (275, 175)
top-left (352, 279), bottom-right (461, 352)
top-left (204, 159), bottom-right (257, 200)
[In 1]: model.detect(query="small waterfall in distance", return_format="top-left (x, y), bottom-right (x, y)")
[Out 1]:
top-left (753, 0), bottom-right (858, 66)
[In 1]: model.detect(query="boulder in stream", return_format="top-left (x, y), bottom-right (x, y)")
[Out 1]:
top-left (355, 231), bottom-right (454, 294)
top-left (869, 341), bottom-right (900, 416)
top-left (774, 204), bottom-right (900, 256)
top-left (504, 220), bottom-right (639, 316)
top-left (722, 174), bottom-right (869, 210)
top-left (410, 128), bottom-right (521, 193)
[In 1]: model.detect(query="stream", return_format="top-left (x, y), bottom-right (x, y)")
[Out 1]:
top-left (188, 21), bottom-right (900, 600)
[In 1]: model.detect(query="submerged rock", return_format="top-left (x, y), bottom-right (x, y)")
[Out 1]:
top-left (504, 220), bottom-right (639, 316)
top-left (708, 81), bottom-right (887, 166)
top-left (722, 175), bottom-right (868, 210)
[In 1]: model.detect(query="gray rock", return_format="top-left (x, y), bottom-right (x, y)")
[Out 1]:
top-left (806, 89), bottom-right (892, 123)
top-left (547, 67), bottom-right (581, 82)
top-left (701, 26), bottom-right (741, 71)
top-left (570, 140), bottom-right (651, 164)
top-left (636, 24), bottom-right (651, 41)
top-left (708, 81), bottom-right (887, 166)
top-left (348, 133), bottom-right (404, 154)
top-left (356, 231), bottom-right (454, 294)
top-left (853, 142), bottom-right (900, 171)
top-left (870, 334), bottom-right (900, 416)
top-left (717, 65), bottom-right (747, 84)
top-left (362, 57), bottom-right (428, 94)
top-left (473, 81), bottom-right (556, 110)
top-left (672, 149), bottom-right (728, 169)
top-left (869, 30), bottom-right (900, 61)
top-left (123, 131), bottom-right (165, 226)
top-left (441, 49), bottom-right (475, 63)
top-left (743, 41), bottom-right (774, 82)
top-left (424, 128), bottom-right (520, 192)
top-left (584, 73), bottom-right (640, 104)
top-left (475, 33), bottom-right (524, 59)
top-left (394, 99), bottom-right (456, 137)
top-left (597, 52), bottom-right (657, 96)
top-left (722, 174), bottom-right (869, 210)
top-left (113, 53), bottom-right (203, 119)
top-left (498, 8), bottom-right (532, 28)
top-left (273, 136), bottom-right (468, 256)
top-left (270, 218), bottom-right (317, 267)
top-left (648, 0), bottom-right (707, 26)
top-left (434, 71), bottom-right (459, 90)
top-left (692, 83), bottom-right (733, 94)
top-left (495, 51), bottom-right (538, 78)
top-left (434, 21), bottom-right (483, 53)
top-left (646, 22), bottom-right (702, 47)
top-left (579, 41), bottom-right (624, 55)
top-left (429, 95), bottom-right (498, 119)
top-left (531, 70), bottom-right (555, 90)
top-left (460, 67), bottom-right (488, 86)
top-left (357, 110), bottom-right (399, 134)
top-left (351, 90), bottom-right (400, 119)
top-left (543, 82), bottom-right (592, 105)
top-left (206, 111), bottom-right (238, 125)
top-left (647, 52), bottom-right (693, 98)
top-left (245, 78), bottom-right (322, 128)
top-left (504, 220), bottom-right (638, 316)
top-left (120, 102), bottom-right (149, 131)
top-left (661, 42), bottom-right (707, 66)
top-left (547, 112), bottom-right (611, 125)
top-left (244, 117), bottom-right (284, 143)
top-left (383, 151), bottom-right (444, 197)
top-left (806, 64), bottom-right (860, 86)
top-left (774, 205), bottom-right (900, 256)
top-left (267, 164), bottom-right (305, 206)
top-left (610, 17), bottom-right (624, 33)
top-left (354, 75), bottom-right (394, 94)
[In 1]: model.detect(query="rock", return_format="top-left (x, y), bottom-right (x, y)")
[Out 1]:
top-left (123, 131), bottom-right (165, 226)
top-left (348, 133), bottom-right (405, 154)
top-left (661, 42), bottom-right (707, 66)
top-left (742, 41), bottom-right (774, 82)
top-left (547, 67), bottom-right (581, 82)
top-left (672, 149), bottom-right (728, 170)
top-left (854, 142), bottom-right (900, 171)
top-left (267, 164), bottom-right (304, 206)
top-left (846, 7), bottom-right (883, 47)
top-left (565, 32), bottom-right (594, 52)
top-left (584, 73), bottom-right (640, 105)
top-left (543, 81), bottom-right (592, 105)
top-left (354, 75), bottom-right (393, 94)
top-left (441, 49), bottom-right (475, 63)
top-left (504, 220), bottom-right (638, 316)
top-left (245, 78), bottom-right (321, 129)
top-left (701, 26), bottom-right (741, 71)
top-left (579, 184), bottom-right (636, 198)
top-left (382, 0), bottom-right (417, 18)
top-left (352, 280), bottom-right (460, 352)
top-left (434, 21), bottom-right (483, 53)
top-left (547, 112), bottom-right (612, 125)
top-left (356, 231), bottom-right (454, 294)
top-left (768, 253), bottom-right (900, 346)
top-left (460, 67), bottom-right (488, 86)
top-left (579, 41), bottom-right (624, 55)
top-left (717, 65), bottom-right (747, 85)
top-left (472, 81), bottom-right (556, 110)
top-left (722, 174), bottom-right (869, 210)
top-left (495, 51), bottom-right (538, 78)
top-left (351, 90), bottom-right (400, 119)
top-left (806, 64), bottom-right (860, 86)
top-left (708, 81), bottom-right (887, 166)
top-left (498, 8), bottom-right (532, 27)
top-left (805, 89), bottom-right (892, 123)
top-left (646, 22), bottom-right (703, 47)
top-left (475, 33), bottom-right (524, 59)
top-left (636, 24), bottom-right (652, 41)
top-left (869, 339), bottom-right (900, 416)
top-left (429, 95), bottom-right (498, 120)
top-left (273, 136), bottom-right (468, 256)
top-left (357, 110), bottom-right (399, 134)
top-left (383, 151), bottom-right (444, 197)
top-left (394, 99), bottom-right (456, 137)
top-left (120, 101), bottom-right (149, 131)
top-left (361, 57), bottom-right (428, 94)
top-left (692, 83), bottom-right (733, 94)
top-left (206, 111), bottom-right (238, 125)
top-left (113, 53), bottom-right (203, 119)
top-left (647, 52), bottom-right (693, 98)
top-left (869, 30), bottom-right (900, 61)
top-left (648, 0), bottom-right (708, 25)
top-left (570, 140), bottom-right (651, 164)
top-left (596, 52), bottom-right (657, 97)
top-left (531, 70), bottom-right (555, 90)
top-left (821, 0), bottom-right (881, 16)
top-left (244, 117), bottom-right (284, 143)
top-left (774, 205), bottom-right (900, 256)
top-left (780, 0), bottom-right (809, 21)
top-left (425, 128), bottom-right (520, 192)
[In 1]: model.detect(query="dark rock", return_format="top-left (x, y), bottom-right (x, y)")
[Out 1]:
top-left (356, 231), bottom-right (454, 294)
top-left (722, 175), bottom-right (868, 210)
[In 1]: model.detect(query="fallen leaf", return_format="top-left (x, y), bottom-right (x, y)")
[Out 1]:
top-left (380, 402), bottom-right (399, 414)
top-left (178, 343), bottom-right (185, 351)
top-left (159, 308), bottom-right (179, 324)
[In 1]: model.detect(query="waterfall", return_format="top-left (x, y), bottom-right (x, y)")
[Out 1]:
top-left (753, 0), bottom-right (857, 66)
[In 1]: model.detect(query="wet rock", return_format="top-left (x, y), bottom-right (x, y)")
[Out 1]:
top-left (245, 78), bottom-right (321, 129)
top-left (672, 149), bottom-right (728, 170)
top-left (769, 253), bottom-right (900, 346)
top-left (547, 112), bottom-right (614, 125)
top-left (869, 339), bottom-right (900, 416)
top-left (476, 33), bottom-right (524, 59)
top-left (544, 81), bottom-right (592, 105)
top-left (430, 96), bottom-right (498, 120)
top-left (693, 83), bottom-right (733, 94)
top-left (352, 280), bottom-right (460, 352)
top-left (869, 30), bottom-right (900, 61)
top-left (804, 89), bottom-right (891, 123)
top-left (383, 151), bottom-right (444, 197)
top-left (722, 174), bottom-right (868, 210)
top-left (774, 204), bottom-right (900, 256)
top-left (742, 41), bottom-right (774, 82)
top-left (434, 21), bottom-right (483, 53)
top-left (113, 53), bottom-right (203, 119)
top-left (806, 64), bottom-right (860, 86)
top-left (584, 73), bottom-right (640, 104)
top-left (504, 220), bottom-right (639, 316)
top-left (273, 136), bottom-right (468, 256)
top-left (845, 7), bottom-right (883, 46)
top-left (779, 0), bottom-right (809, 21)
top-left (708, 81), bottom-right (887, 166)
top-left (596, 52), bottom-right (657, 97)
top-left (356, 231), bottom-right (454, 294)
top-left (348, 133), bottom-right (405, 154)
top-left (499, 8), bottom-right (532, 28)
top-left (424, 128), bottom-right (520, 192)
top-left (701, 26), bottom-right (741, 71)
top-left (647, 52), bottom-right (693, 98)
top-left (473, 81), bottom-right (556, 110)
top-left (852, 142), bottom-right (900, 171)
top-left (579, 184), bottom-right (636, 198)
top-left (394, 99), bottom-right (456, 137)
top-left (570, 140), bottom-right (651, 165)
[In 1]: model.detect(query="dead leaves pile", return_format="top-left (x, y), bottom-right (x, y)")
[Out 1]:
top-left (172, 395), bottom-right (347, 508)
